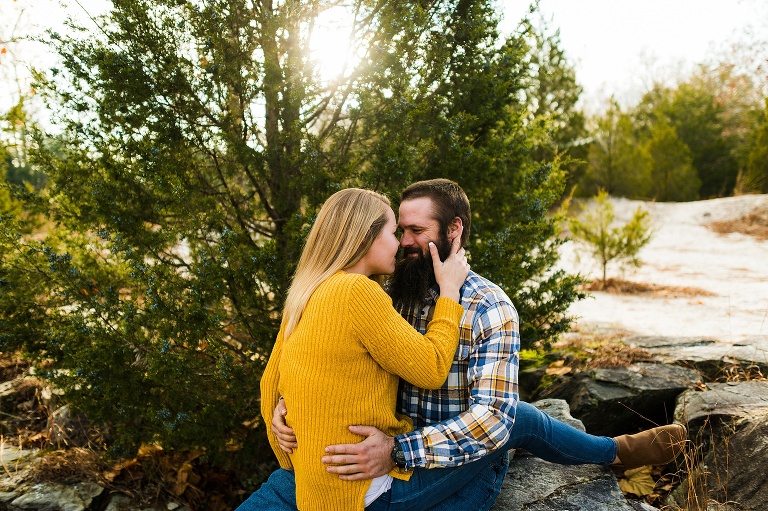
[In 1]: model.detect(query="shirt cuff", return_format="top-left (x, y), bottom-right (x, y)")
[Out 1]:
top-left (395, 431), bottom-right (427, 469)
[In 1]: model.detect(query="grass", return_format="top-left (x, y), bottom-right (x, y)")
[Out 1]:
top-left (708, 209), bottom-right (768, 241)
top-left (579, 278), bottom-right (717, 298)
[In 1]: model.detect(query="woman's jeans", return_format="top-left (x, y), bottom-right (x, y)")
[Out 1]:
top-left (235, 401), bottom-right (618, 511)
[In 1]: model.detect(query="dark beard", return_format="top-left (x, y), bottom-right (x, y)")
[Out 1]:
top-left (388, 235), bottom-right (452, 313)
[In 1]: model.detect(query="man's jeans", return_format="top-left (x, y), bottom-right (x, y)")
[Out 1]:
top-left (235, 401), bottom-right (618, 511)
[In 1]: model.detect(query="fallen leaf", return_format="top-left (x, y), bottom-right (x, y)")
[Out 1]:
top-left (617, 465), bottom-right (655, 496)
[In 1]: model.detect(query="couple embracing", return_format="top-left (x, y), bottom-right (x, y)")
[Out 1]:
top-left (238, 179), bottom-right (686, 511)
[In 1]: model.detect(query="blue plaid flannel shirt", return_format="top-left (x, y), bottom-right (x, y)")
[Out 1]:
top-left (394, 271), bottom-right (520, 468)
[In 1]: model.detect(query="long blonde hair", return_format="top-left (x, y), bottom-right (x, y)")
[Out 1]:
top-left (282, 188), bottom-right (391, 338)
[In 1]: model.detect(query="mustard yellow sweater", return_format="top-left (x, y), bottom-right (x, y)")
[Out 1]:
top-left (261, 271), bottom-right (463, 511)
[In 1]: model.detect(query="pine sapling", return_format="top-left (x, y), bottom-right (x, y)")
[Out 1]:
top-left (568, 190), bottom-right (653, 288)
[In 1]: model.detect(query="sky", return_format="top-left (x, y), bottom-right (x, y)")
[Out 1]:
top-left (501, 0), bottom-right (768, 111)
top-left (2, 0), bottom-right (767, 114)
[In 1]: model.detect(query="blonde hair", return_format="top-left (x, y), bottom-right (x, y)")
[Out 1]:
top-left (282, 188), bottom-right (391, 338)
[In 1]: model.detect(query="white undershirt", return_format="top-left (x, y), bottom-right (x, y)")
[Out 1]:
top-left (364, 474), bottom-right (393, 506)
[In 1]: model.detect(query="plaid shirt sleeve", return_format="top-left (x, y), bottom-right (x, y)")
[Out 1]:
top-left (396, 293), bottom-right (520, 468)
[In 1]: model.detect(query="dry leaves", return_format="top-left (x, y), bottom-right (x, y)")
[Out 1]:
top-left (617, 465), bottom-right (655, 496)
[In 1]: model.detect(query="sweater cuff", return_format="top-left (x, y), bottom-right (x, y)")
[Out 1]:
top-left (434, 296), bottom-right (464, 317)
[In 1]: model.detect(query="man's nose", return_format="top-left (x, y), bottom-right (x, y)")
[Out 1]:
top-left (400, 232), bottom-right (415, 247)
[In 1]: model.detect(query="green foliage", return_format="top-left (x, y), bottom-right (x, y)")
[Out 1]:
top-left (1, 0), bottom-right (584, 471)
top-left (583, 63), bottom-right (763, 201)
top-left (646, 121), bottom-right (700, 201)
top-left (582, 99), bottom-right (653, 199)
top-left (635, 77), bottom-right (740, 198)
top-left (568, 190), bottom-right (653, 285)
top-left (741, 98), bottom-right (768, 193)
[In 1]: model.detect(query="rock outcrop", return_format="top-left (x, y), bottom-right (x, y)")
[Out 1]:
top-left (667, 381), bottom-right (768, 510)
top-left (492, 399), bottom-right (644, 511)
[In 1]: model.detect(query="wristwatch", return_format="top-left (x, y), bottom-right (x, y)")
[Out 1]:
top-left (390, 440), bottom-right (407, 469)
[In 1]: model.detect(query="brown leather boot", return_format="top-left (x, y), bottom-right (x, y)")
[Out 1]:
top-left (613, 424), bottom-right (687, 470)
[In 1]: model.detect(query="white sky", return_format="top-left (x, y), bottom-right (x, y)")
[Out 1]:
top-left (2, 0), bottom-right (767, 114)
top-left (501, 0), bottom-right (768, 111)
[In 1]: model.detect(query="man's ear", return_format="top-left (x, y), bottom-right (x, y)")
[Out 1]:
top-left (447, 217), bottom-right (463, 241)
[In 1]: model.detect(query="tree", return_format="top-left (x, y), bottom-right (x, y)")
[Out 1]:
top-left (2, 0), bottom-right (583, 470)
top-left (519, 16), bottom-right (588, 191)
top-left (581, 99), bottom-right (652, 199)
top-left (645, 120), bottom-right (700, 201)
top-left (633, 63), bottom-right (761, 198)
top-left (568, 190), bottom-right (653, 287)
top-left (742, 98), bottom-right (768, 193)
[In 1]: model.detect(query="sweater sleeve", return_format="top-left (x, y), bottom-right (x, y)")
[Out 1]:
top-left (349, 277), bottom-right (463, 390)
top-left (260, 323), bottom-right (293, 471)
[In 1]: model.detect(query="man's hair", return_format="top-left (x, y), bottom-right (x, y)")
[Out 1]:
top-left (283, 188), bottom-right (391, 338)
top-left (401, 178), bottom-right (471, 246)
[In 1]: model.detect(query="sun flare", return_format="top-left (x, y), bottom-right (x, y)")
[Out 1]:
top-left (307, 6), bottom-right (357, 83)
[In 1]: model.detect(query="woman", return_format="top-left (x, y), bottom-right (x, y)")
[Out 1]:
top-left (258, 188), bottom-right (470, 511)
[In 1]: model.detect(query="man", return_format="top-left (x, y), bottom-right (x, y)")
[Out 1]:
top-left (238, 179), bottom-right (686, 511)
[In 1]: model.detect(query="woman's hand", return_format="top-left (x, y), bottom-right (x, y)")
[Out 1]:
top-left (431, 226), bottom-right (469, 303)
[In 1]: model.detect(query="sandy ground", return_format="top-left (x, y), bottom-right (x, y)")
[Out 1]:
top-left (558, 194), bottom-right (768, 344)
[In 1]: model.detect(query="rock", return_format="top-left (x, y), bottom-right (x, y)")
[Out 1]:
top-left (495, 457), bottom-right (638, 511)
top-left (8, 481), bottom-right (104, 511)
top-left (625, 336), bottom-right (768, 380)
top-left (0, 447), bottom-right (36, 467)
top-left (102, 494), bottom-right (193, 511)
top-left (0, 491), bottom-right (20, 505)
top-left (539, 363), bottom-right (702, 435)
top-left (47, 404), bottom-right (93, 448)
top-left (627, 502), bottom-right (662, 511)
top-left (104, 494), bottom-right (132, 511)
top-left (674, 381), bottom-right (768, 426)
top-left (670, 382), bottom-right (768, 510)
top-left (491, 399), bottom-right (653, 511)
top-left (0, 380), bottom-right (15, 398)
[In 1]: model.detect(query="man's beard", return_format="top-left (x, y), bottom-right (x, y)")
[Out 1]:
top-left (388, 234), bottom-right (452, 313)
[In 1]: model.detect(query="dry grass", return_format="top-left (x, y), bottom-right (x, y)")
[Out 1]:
top-left (708, 209), bottom-right (768, 241)
top-left (25, 447), bottom-right (110, 485)
top-left (718, 363), bottom-right (768, 383)
top-left (580, 278), bottom-right (717, 298)
top-left (550, 328), bottom-right (656, 371)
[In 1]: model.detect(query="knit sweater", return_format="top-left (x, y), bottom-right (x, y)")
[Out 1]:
top-left (261, 271), bottom-right (464, 511)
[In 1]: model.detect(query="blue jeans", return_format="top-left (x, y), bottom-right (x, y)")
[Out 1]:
top-left (235, 401), bottom-right (617, 511)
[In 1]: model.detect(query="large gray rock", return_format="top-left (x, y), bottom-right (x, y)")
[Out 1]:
top-left (625, 336), bottom-right (768, 381)
top-left (540, 363), bottom-right (702, 435)
top-left (495, 458), bottom-right (635, 511)
top-left (492, 399), bottom-right (650, 511)
top-left (674, 381), bottom-right (768, 426)
top-left (8, 481), bottom-right (104, 511)
top-left (670, 382), bottom-right (768, 510)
